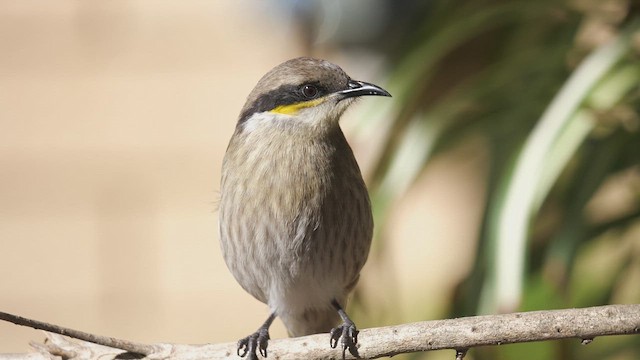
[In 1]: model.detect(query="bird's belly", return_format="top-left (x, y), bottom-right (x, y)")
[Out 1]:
top-left (219, 139), bottom-right (373, 314)
top-left (219, 184), bottom-right (371, 311)
top-left (281, 227), bottom-right (366, 305)
top-left (268, 265), bottom-right (341, 314)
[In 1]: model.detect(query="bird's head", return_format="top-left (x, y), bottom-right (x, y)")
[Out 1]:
top-left (236, 57), bottom-right (390, 134)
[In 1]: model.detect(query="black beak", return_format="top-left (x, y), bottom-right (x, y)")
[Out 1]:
top-left (338, 80), bottom-right (391, 99)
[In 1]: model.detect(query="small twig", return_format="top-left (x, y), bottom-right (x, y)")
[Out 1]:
top-left (0, 311), bottom-right (155, 356)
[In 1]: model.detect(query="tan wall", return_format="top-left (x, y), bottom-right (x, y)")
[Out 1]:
top-left (0, 1), bottom-right (302, 351)
top-left (1, 1), bottom-right (482, 355)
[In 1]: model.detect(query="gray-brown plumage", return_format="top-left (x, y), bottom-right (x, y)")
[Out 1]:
top-left (219, 57), bottom-right (390, 359)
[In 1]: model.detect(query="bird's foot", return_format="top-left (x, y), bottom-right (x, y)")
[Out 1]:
top-left (330, 318), bottom-right (359, 359)
top-left (237, 327), bottom-right (270, 360)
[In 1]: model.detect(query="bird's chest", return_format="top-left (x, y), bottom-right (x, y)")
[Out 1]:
top-left (242, 140), bottom-right (338, 224)
top-left (223, 124), bottom-right (368, 238)
top-left (229, 132), bottom-right (360, 235)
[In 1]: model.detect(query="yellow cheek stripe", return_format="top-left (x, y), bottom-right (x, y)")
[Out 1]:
top-left (270, 98), bottom-right (326, 115)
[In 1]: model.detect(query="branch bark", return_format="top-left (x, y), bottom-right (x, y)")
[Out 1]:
top-left (2, 304), bottom-right (639, 360)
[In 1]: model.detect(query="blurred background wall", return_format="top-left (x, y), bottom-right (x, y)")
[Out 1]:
top-left (0, 0), bottom-right (302, 352)
top-left (1, 1), bottom-right (639, 360)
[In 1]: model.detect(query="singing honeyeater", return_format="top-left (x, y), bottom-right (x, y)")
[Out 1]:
top-left (219, 57), bottom-right (390, 359)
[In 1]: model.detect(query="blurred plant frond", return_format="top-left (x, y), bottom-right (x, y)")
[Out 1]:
top-left (352, 0), bottom-right (640, 358)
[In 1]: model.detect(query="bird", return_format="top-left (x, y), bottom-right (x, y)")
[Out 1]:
top-left (218, 57), bottom-right (391, 360)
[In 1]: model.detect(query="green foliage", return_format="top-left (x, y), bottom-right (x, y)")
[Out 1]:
top-left (361, 1), bottom-right (640, 358)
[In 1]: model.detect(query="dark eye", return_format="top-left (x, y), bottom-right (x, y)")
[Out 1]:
top-left (301, 84), bottom-right (319, 98)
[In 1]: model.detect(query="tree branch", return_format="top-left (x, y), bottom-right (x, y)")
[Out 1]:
top-left (2, 304), bottom-right (639, 360)
top-left (0, 312), bottom-right (156, 356)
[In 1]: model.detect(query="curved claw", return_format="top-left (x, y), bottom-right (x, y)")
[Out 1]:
top-left (258, 330), bottom-right (270, 358)
top-left (237, 337), bottom-right (249, 357)
top-left (330, 327), bottom-right (341, 348)
top-left (348, 325), bottom-right (359, 345)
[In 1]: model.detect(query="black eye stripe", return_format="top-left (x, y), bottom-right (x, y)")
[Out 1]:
top-left (238, 83), bottom-right (328, 123)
